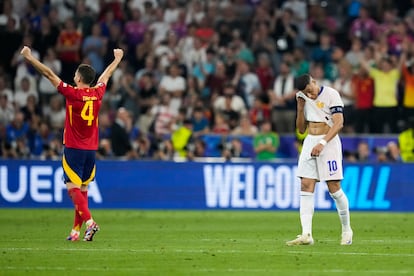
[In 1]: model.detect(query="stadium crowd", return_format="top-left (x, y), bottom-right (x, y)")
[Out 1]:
top-left (1, 0), bottom-right (414, 161)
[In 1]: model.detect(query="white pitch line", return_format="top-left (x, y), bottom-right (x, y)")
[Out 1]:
top-left (287, 250), bottom-right (414, 257)
top-left (2, 247), bottom-right (414, 257)
top-left (2, 266), bottom-right (412, 274)
top-left (2, 266), bottom-right (148, 272)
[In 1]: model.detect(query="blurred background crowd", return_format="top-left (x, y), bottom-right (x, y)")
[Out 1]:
top-left (1, 0), bottom-right (414, 162)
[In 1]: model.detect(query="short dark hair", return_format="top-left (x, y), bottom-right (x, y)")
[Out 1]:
top-left (77, 64), bottom-right (96, 85)
top-left (294, 74), bottom-right (311, 91)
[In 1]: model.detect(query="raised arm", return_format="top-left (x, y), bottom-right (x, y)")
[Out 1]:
top-left (20, 46), bottom-right (61, 87)
top-left (97, 48), bottom-right (124, 85)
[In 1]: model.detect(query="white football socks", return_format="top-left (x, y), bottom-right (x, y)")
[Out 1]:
top-left (300, 191), bottom-right (315, 236)
top-left (330, 189), bottom-right (352, 233)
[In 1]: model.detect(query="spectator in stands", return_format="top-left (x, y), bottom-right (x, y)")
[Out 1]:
top-left (117, 71), bottom-right (140, 120)
top-left (355, 140), bottom-right (372, 162)
top-left (231, 115), bottom-right (258, 136)
top-left (45, 95), bottom-right (65, 133)
top-left (104, 22), bottom-right (123, 66)
top-left (351, 65), bottom-right (374, 133)
top-left (0, 94), bottom-right (14, 126)
top-left (192, 47), bottom-right (216, 90)
top-left (191, 107), bottom-right (210, 137)
top-left (38, 48), bottom-right (61, 108)
top-left (134, 30), bottom-right (154, 71)
top-left (20, 94), bottom-right (42, 123)
top-left (32, 16), bottom-right (59, 60)
top-left (399, 117), bottom-right (414, 162)
top-left (271, 7), bottom-right (298, 57)
top-left (6, 111), bottom-right (29, 145)
top-left (333, 60), bottom-right (355, 133)
top-left (310, 62), bottom-right (331, 87)
top-left (232, 59), bottom-right (261, 108)
top-left (249, 96), bottom-right (271, 127)
top-left (211, 112), bottom-right (230, 135)
top-left (73, 0), bottom-right (95, 37)
top-left (306, 2), bottom-right (338, 47)
top-left (82, 23), bottom-right (107, 74)
top-left (345, 37), bottom-right (364, 70)
top-left (124, 8), bottom-right (148, 57)
top-left (0, 76), bottom-right (14, 105)
top-left (186, 138), bottom-right (207, 160)
top-left (110, 107), bottom-right (136, 159)
top-left (255, 53), bottom-right (274, 92)
top-left (14, 77), bottom-right (38, 109)
top-left (135, 55), bottom-right (162, 86)
top-left (0, 17), bottom-right (22, 74)
top-left (137, 72), bottom-right (158, 115)
top-left (96, 138), bottom-right (113, 160)
top-left (185, 0), bottom-right (205, 24)
top-left (204, 60), bottom-right (228, 99)
top-left (399, 41), bottom-right (414, 122)
top-left (221, 137), bottom-right (250, 161)
top-left (151, 93), bottom-right (176, 137)
top-left (132, 133), bottom-right (152, 159)
top-left (28, 120), bottom-right (55, 157)
top-left (253, 120), bottom-right (279, 161)
top-left (149, 8), bottom-right (169, 46)
top-left (290, 47), bottom-right (310, 77)
top-left (213, 82), bottom-right (246, 130)
top-left (386, 18), bottom-right (408, 57)
top-left (310, 32), bottom-right (333, 74)
top-left (163, 0), bottom-right (181, 24)
top-left (360, 45), bottom-right (401, 133)
top-left (154, 30), bottom-right (181, 71)
top-left (55, 17), bottom-right (82, 81)
top-left (269, 61), bottom-right (296, 133)
top-left (375, 142), bottom-right (401, 163)
top-left (349, 5), bottom-right (378, 45)
top-left (171, 119), bottom-right (193, 157)
top-left (159, 62), bottom-right (186, 114)
top-left (155, 139), bottom-right (175, 161)
top-left (386, 141), bottom-right (402, 162)
top-left (250, 22), bottom-right (276, 63)
top-left (11, 34), bottom-right (38, 89)
top-left (0, 0), bottom-right (21, 31)
top-left (171, 9), bottom-right (188, 39)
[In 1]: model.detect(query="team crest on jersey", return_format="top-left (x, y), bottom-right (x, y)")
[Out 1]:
top-left (316, 101), bottom-right (324, 108)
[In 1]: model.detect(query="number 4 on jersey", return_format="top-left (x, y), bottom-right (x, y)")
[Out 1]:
top-left (81, 101), bottom-right (94, 126)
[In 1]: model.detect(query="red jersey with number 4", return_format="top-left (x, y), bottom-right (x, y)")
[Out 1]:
top-left (57, 81), bottom-right (106, 150)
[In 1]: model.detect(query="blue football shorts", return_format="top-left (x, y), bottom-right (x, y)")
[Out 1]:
top-left (62, 147), bottom-right (96, 186)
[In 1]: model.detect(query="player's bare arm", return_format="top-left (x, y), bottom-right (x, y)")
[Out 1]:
top-left (296, 96), bottom-right (307, 134)
top-left (97, 48), bottom-right (124, 85)
top-left (311, 113), bottom-right (343, 157)
top-left (20, 46), bottom-right (61, 87)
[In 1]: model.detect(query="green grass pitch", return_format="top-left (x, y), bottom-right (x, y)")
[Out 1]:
top-left (1, 209), bottom-right (413, 275)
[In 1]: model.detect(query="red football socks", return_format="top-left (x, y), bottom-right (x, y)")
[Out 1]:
top-left (68, 188), bottom-right (91, 223)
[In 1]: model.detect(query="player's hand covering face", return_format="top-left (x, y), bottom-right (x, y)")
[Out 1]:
top-left (303, 79), bottom-right (318, 100)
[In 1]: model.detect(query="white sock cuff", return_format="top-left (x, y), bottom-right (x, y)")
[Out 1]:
top-left (330, 189), bottom-right (344, 199)
top-left (300, 191), bottom-right (314, 196)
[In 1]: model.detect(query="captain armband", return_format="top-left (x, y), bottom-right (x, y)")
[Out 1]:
top-left (330, 106), bottom-right (344, 114)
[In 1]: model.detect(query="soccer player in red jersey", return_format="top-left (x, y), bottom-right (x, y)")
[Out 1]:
top-left (21, 46), bottom-right (124, 241)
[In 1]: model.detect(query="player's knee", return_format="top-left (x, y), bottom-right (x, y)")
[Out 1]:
top-left (327, 180), bottom-right (341, 193)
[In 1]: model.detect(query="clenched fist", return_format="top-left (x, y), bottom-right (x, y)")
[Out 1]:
top-left (113, 49), bottom-right (124, 61)
top-left (20, 46), bottom-right (32, 58)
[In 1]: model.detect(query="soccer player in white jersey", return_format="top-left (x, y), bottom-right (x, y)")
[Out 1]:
top-left (286, 74), bottom-right (353, 246)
